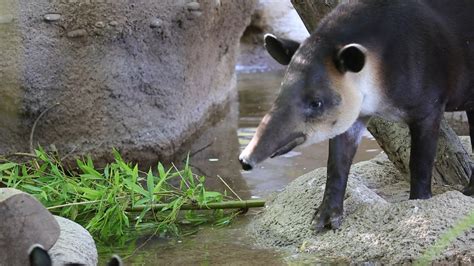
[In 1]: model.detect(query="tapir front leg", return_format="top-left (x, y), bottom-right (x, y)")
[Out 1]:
top-left (408, 112), bottom-right (443, 199)
top-left (313, 118), bottom-right (367, 232)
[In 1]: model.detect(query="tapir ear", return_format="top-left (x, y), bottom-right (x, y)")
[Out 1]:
top-left (336, 44), bottom-right (367, 73)
top-left (28, 244), bottom-right (52, 266)
top-left (264, 34), bottom-right (300, 65)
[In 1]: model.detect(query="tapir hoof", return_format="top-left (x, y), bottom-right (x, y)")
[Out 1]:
top-left (311, 206), bottom-right (343, 232)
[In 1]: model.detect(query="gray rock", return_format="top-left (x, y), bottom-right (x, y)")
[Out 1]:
top-left (0, 15), bottom-right (14, 24)
top-left (49, 216), bottom-right (98, 266)
top-left (186, 2), bottom-right (201, 11)
top-left (66, 29), bottom-right (87, 38)
top-left (250, 155), bottom-right (474, 264)
top-left (189, 11), bottom-right (203, 19)
top-left (0, 188), bottom-right (60, 266)
top-left (94, 21), bottom-right (105, 28)
top-left (149, 18), bottom-right (163, 29)
top-left (0, 0), bottom-right (257, 165)
top-left (108, 20), bottom-right (118, 27)
top-left (43, 13), bottom-right (61, 22)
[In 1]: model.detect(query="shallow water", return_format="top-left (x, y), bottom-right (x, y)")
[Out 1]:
top-left (99, 71), bottom-right (381, 265)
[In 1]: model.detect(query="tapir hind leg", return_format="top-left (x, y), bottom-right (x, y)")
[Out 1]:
top-left (312, 118), bottom-right (367, 232)
top-left (462, 111), bottom-right (474, 196)
top-left (408, 112), bottom-right (443, 199)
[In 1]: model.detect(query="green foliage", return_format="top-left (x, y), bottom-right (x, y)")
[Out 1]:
top-left (0, 148), bottom-right (236, 242)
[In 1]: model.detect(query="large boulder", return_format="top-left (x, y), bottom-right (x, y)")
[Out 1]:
top-left (249, 154), bottom-right (474, 264)
top-left (49, 216), bottom-right (98, 266)
top-left (0, 0), bottom-right (256, 164)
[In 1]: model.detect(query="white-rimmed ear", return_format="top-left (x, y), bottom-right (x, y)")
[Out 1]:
top-left (264, 33), bottom-right (300, 65)
top-left (28, 244), bottom-right (52, 266)
top-left (337, 43), bottom-right (367, 73)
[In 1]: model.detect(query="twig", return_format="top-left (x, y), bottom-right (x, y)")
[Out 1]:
top-left (1, 152), bottom-right (37, 158)
top-left (127, 199), bottom-right (265, 212)
top-left (188, 140), bottom-right (214, 159)
top-left (217, 175), bottom-right (242, 201)
top-left (47, 199), bottom-right (104, 210)
top-left (29, 102), bottom-right (60, 154)
top-left (171, 162), bottom-right (190, 189)
top-left (60, 146), bottom-right (77, 161)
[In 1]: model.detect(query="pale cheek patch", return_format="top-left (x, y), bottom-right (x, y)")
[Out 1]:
top-left (344, 55), bottom-right (383, 116)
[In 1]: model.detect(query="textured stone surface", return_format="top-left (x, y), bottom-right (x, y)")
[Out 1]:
top-left (249, 154), bottom-right (474, 264)
top-left (445, 112), bottom-right (469, 136)
top-left (0, 0), bottom-right (256, 164)
top-left (49, 216), bottom-right (98, 266)
top-left (0, 188), bottom-right (60, 266)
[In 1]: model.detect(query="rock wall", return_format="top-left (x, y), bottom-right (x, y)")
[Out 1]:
top-left (0, 0), bottom-right (256, 163)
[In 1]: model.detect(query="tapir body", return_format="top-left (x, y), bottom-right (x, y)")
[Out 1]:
top-left (239, 0), bottom-right (474, 231)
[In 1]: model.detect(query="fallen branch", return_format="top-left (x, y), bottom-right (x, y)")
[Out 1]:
top-left (127, 199), bottom-right (265, 212)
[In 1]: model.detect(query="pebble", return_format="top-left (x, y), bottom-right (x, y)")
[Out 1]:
top-left (43, 13), bottom-right (61, 22)
top-left (149, 18), bottom-right (163, 29)
top-left (94, 21), bottom-right (105, 28)
top-left (109, 21), bottom-right (118, 27)
top-left (67, 29), bottom-right (87, 38)
top-left (186, 2), bottom-right (201, 11)
top-left (0, 15), bottom-right (14, 24)
top-left (189, 11), bottom-right (203, 18)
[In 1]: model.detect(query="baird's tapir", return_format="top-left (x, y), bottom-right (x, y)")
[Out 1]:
top-left (239, 0), bottom-right (474, 231)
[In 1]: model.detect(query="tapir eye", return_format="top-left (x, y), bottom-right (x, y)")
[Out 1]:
top-left (309, 100), bottom-right (323, 109)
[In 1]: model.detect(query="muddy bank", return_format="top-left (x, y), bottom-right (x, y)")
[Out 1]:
top-left (0, 0), bottom-right (255, 163)
top-left (250, 150), bottom-right (474, 264)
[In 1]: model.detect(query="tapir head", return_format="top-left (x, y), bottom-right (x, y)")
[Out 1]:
top-left (239, 34), bottom-right (375, 170)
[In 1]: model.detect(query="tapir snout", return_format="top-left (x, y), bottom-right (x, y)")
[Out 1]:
top-left (239, 107), bottom-right (306, 170)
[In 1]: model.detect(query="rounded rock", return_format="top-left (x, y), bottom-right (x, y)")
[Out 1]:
top-left (190, 11), bottom-right (203, 18)
top-left (67, 29), bottom-right (88, 38)
top-left (43, 13), bottom-right (61, 22)
top-left (150, 18), bottom-right (163, 29)
top-left (49, 216), bottom-right (98, 265)
top-left (94, 21), bottom-right (105, 28)
top-left (186, 2), bottom-right (201, 11)
top-left (0, 15), bottom-right (14, 24)
top-left (109, 20), bottom-right (118, 27)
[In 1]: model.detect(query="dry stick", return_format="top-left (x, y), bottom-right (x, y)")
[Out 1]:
top-left (126, 199), bottom-right (265, 212)
top-left (188, 140), bottom-right (214, 158)
top-left (171, 162), bottom-right (190, 189)
top-left (29, 102), bottom-right (60, 154)
top-left (217, 174), bottom-right (242, 201)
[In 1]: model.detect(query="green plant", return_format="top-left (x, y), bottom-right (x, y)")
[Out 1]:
top-left (0, 148), bottom-right (263, 242)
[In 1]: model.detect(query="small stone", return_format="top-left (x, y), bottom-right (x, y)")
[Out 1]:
top-left (149, 18), bottom-right (163, 29)
top-left (43, 13), bottom-right (61, 22)
top-left (189, 11), bottom-right (203, 18)
top-left (109, 20), bottom-right (118, 26)
top-left (94, 21), bottom-right (105, 28)
top-left (0, 15), bottom-right (14, 24)
top-left (67, 29), bottom-right (87, 38)
top-left (186, 2), bottom-right (201, 11)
